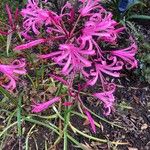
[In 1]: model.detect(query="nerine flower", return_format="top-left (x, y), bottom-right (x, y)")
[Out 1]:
top-left (93, 87), bottom-right (116, 115)
top-left (32, 97), bottom-right (61, 113)
top-left (79, 0), bottom-right (103, 16)
top-left (0, 59), bottom-right (26, 91)
top-left (111, 42), bottom-right (138, 69)
top-left (83, 12), bottom-right (124, 44)
top-left (21, 0), bottom-right (51, 35)
top-left (40, 43), bottom-right (95, 75)
top-left (88, 58), bottom-right (123, 86)
top-left (11, 0), bottom-right (138, 121)
top-left (78, 35), bottom-right (102, 53)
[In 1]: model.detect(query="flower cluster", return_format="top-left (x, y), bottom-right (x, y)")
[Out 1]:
top-left (8, 0), bottom-right (137, 132)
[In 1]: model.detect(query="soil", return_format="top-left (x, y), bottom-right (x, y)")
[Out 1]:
top-left (1, 73), bottom-right (149, 150)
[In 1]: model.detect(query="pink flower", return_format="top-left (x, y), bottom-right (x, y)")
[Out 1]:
top-left (83, 12), bottom-right (124, 44)
top-left (93, 87), bottom-right (116, 115)
top-left (85, 110), bottom-right (96, 133)
top-left (49, 74), bottom-right (69, 86)
top-left (61, 2), bottom-right (75, 23)
top-left (32, 97), bottom-right (61, 113)
top-left (78, 35), bottom-right (102, 54)
top-left (40, 44), bottom-right (95, 75)
top-left (0, 59), bottom-right (26, 91)
top-left (111, 42), bottom-right (138, 69)
top-left (14, 39), bottom-right (46, 51)
top-left (88, 57), bottom-right (123, 86)
top-left (21, 0), bottom-right (51, 36)
top-left (79, 0), bottom-right (102, 16)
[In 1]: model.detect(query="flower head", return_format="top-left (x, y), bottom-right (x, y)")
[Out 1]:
top-left (88, 57), bottom-right (123, 86)
top-left (83, 11), bottom-right (124, 44)
top-left (11, 0), bottom-right (138, 118)
top-left (79, 0), bottom-right (102, 16)
top-left (93, 86), bottom-right (116, 115)
top-left (21, 0), bottom-right (51, 36)
top-left (40, 43), bottom-right (95, 75)
top-left (111, 42), bottom-right (138, 69)
top-left (0, 59), bottom-right (26, 91)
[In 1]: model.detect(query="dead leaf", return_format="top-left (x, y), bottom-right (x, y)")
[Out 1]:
top-left (141, 123), bottom-right (148, 130)
top-left (47, 86), bottom-right (57, 94)
top-left (83, 119), bottom-right (90, 126)
top-left (133, 95), bottom-right (139, 104)
top-left (79, 142), bottom-right (93, 150)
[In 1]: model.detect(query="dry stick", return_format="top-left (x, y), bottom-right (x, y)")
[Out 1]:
top-left (116, 84), bottom-right (149, 90)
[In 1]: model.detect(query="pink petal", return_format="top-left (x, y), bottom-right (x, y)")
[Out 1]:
top-left (49, 74), bottom-right (68, 85)
top-left (62, 54), bottom-right (71, 72)
top-left (85, 110), bottom-right (96, 133)
top-left (39, 51), bottom-right (61, 59)
top-left (32, 97), bottom-right (61, 113)
top-left (14, 39), bottom-right (46, 51)
top-left (62, 102), bottom-right (73, 106)
top-left (5, 4), bottom-right (13, 27)
top-left (93, 88), bottom-right (115, 115)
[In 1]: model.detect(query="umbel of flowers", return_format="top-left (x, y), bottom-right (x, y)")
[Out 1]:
top-left (0, 0), bottom-right (138, 132)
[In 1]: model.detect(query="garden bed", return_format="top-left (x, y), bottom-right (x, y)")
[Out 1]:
top-left (0, 0), bottom-right (150, 150)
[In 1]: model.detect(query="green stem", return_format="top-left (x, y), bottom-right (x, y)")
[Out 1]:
top-left (63, 108), bottom-right (71, 150)
top-left (17, 93), bottom-right (22, 137)
top-left (26, 74), bottom-right (36, 88)
top-left (86, 108), bottom-right (124, 129)
top-left (69, 123), bottom-right (128, 145)
top-left (69, 14), bottom-right (81, 38)
top-left (0, 86), bottom-right (17, 105)
top-left (24, 117), bottom-right (60, 135)
top-left (25, 125), bottom-right (36, 150)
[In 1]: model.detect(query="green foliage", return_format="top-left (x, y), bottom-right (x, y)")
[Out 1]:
top-left (103, 0), bottom-right (150, 23)
top-left (140, 51), bottom-right (150, 83)
top-left (103, 0), bottom-right (150, 83)
top-left (128, 14), bottom-right (150, 20)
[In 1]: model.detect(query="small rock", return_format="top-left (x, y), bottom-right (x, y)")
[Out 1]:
top-left (141, 123), bottom-right (148, 130)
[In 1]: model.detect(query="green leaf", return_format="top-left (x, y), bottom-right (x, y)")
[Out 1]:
top-left (17, 93), bottom-right (23, 137)
top-left (0, 86), bottom-right (17, 105)
top-left (127, 0), bottom-right (146, 11)
top-left (128, 15), bottom-right (150, 20)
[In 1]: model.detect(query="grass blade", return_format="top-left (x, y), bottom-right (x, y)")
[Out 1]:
top-left (0, 86), bottom-right (17, 105)
top-left (128, 15), bottom-right (150, 20)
